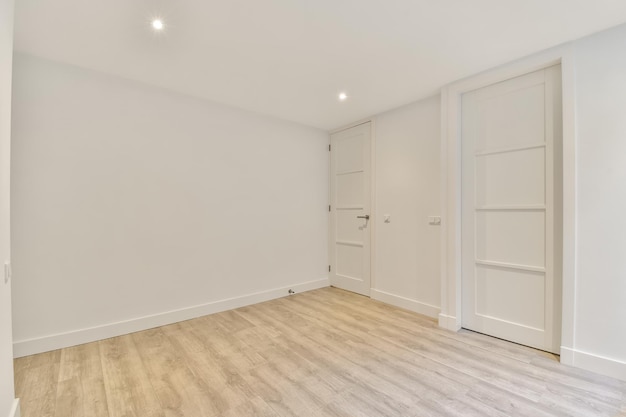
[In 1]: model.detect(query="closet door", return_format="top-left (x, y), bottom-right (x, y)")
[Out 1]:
top-left (461, 66), bottom-right (562, 353)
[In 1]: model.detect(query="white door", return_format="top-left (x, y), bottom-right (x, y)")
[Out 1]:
top-left (329, 122), bottom-right (371, 296)
top-left (461, 66), bottom-right (562, 353)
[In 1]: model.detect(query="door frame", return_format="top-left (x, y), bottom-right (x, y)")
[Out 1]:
top-left (328, 118), bottom-right (377, 295)
top-left (440, 44), bottom-right (577, 365)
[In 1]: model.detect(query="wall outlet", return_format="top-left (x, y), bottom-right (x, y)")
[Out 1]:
top-left (428, 216), bottom-right (442, 226)
top-left (4, 262), bottom-right (11, 284)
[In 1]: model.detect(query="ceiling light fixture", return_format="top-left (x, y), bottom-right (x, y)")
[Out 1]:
top-left (338, 92), bottom-right (348, 101)
top-left (152, 19), bottom-right (164, 31)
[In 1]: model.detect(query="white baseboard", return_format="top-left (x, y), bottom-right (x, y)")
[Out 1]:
top-left (561, 346), bottom-right (626, 382)
top-left (8, 399), bottom-right (20, 417)
top-left (559, 346), bottom-right (575, 366)
top-left (370, 289), bottom-right (440, 319)
top-left (13, 278), bottom-right (329, 358)
top-left (438, 313), bottom-right (461, 331)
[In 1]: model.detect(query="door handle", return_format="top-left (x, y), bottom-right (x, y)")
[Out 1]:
top-left (356, 215), bottom-right (370, 220)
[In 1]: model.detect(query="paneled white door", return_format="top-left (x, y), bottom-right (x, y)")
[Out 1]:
top-left (329, 122), bottom-right (371, 296)
top-left (461, 66), bottom-right (562, 353)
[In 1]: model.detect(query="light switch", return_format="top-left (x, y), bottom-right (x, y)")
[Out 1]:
top-left (383, 214), bottom-right (391, 223)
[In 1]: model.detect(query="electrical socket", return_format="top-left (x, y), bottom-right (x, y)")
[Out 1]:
top-left (428, 216), bottom-right (442, 226)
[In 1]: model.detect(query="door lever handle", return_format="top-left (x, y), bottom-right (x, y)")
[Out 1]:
top-left (356, 215), bottom-right (370, 220)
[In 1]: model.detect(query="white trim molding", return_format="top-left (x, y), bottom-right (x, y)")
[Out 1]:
top-left (370, 289), bottom-right (440, 319)
top-left (13, 278), bottom-right (329, 358)
top-left (329, 118), bottom-right (374, 135)
top-left (438, 314), bottom-right (461, 332)
top-left (8, 399), bottom-right (20, 417)
top-left (440, 43), bottom-right (577, 365)
top-left (560, 347), bottom-right (626, 382)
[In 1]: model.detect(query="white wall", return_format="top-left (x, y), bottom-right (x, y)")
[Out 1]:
top-left (11, 54), bottom-right (329, 356)
top-left (371, 96), bottom-right (441, 317)
top-left (0, 0), bottom-right (17, 416)
top-left (570, 24), bottom-right (626, 378)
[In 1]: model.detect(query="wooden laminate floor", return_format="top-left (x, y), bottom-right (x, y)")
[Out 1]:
top-left (14, 288), bottom-right (626, 417)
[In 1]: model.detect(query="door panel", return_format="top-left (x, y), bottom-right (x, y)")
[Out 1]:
top-left (330, 123), bottom-right (371, 296)
top-left (475, 211), bottom-right (546, 267)
top-left (336, 244), bottom-right (364, 281)
top-left (477, 73), bottom-right (546, 151)
top-left (475, 148), bottom-right (546, 206)
top-left (336, 211), bottom-right (363, 243)
top-left (475, 265), bottom-right (546, 330)
top-left (336, 173), bottom-right (364, 207)
top-left (462, 66), bottom-right (562, 353)
top-left (335, 134), bottom-right (365, 173)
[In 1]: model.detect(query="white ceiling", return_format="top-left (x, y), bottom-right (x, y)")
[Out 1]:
top-left (13, 0), bottom-right (626, 130)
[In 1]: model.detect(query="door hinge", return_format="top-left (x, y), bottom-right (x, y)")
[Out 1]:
top-left (328, 205), bottom-right (331, 212)
top-left (328, 144), bottom-right (331, 151)
top-left (328, 265), bottom-right (331, 272)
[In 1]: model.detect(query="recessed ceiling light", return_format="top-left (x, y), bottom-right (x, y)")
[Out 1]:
top-left (152, 19), bottom-right (164, 31)
top-left (338, 92), bottom-right (348, 101)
